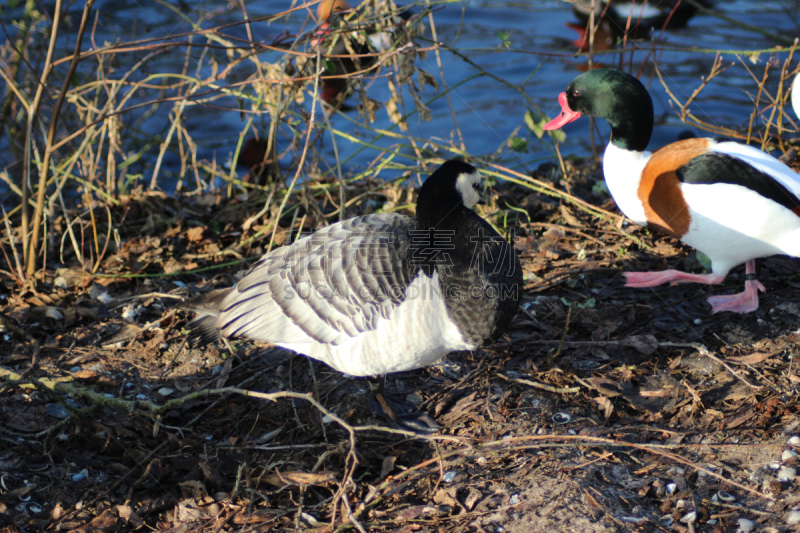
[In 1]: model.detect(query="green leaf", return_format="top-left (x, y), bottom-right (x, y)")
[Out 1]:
top-left (561, 297), bottom-right (596, 309)
top-left (524, 110), bottom-right (542, 139)
top-left (591, 180), bottom-right (609, 196)
top-left (696, 252), bottom-right (712, 270)
top-left (507, 136), bottom-right (528, 152)
top-left (496, 30), bottom-right (511, 47)
top-left (524, 110), bottom-right (566, 142)
top-left (549, 128), bottom-right (566, 143)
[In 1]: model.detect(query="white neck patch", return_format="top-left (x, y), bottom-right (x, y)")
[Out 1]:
top-left (603, 143), bottom-right (650, 226)
top-left (455, 170), bottom-right (483, 208)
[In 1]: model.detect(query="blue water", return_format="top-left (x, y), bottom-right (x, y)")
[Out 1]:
top-left (2, 0), bottom-right (800, 196)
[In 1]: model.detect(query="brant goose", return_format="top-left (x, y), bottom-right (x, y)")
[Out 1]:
top-left (182, 160), bottom-right (522, 375)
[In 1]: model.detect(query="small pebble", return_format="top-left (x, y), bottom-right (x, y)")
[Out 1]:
top-left (783, 449), bottom-right (799, 461)
top-left (157, 387), bottom-right (174, 397)
top-left (135, 394), bottom-right (147, 400)
top-left (69, 366), bottom-right (82, 373)
top-left (787, 510), bottom-right (800, 525)
top-left (103, 393), bottom-right (115, 399)
top-left (72, 469), bottom-right (88, 483)
top-left (778, 466), bottom-right (797, 482)
top-left (666, 483), bottom-right (677, 496)
top-left (45, 403), bottom-right (70, 419)
top-left (769, 461), bottom-right (782, 470)
top-left (693, 318), bottom-right (702, 325)
top-left (301, 512), bottom-right (323, 526)
top-left (88, 363), bottom-right (104, 372)
top-left (405, 391), bottom-right (423, 405)
top-left (442, 471), bottom-right (457, 483)
top-left (750, 467), bottom-right (771, 484)
top-left (788, 436), bottom-right (800, 446)
top-left (680, 511), bottom-right (696, 523)
top-left (212, 365), bottom-right (223, 377)
top-left (737, 518), bottom-right (755, 533)
top-left (508, 494), bottom-right (520, 505)
top-left (659, 516), bottom-right (673, 526)
top-left (122, 303), bottom-right (140, 322)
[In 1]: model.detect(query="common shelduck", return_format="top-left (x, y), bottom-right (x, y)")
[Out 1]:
top-left (543, 68), bottom-right (800, 314)
top-left (311, 0), bottom-right (414, 106)
top-left (181, 160), bottom-right (522, 376)
top-left (569, 0), bottom-right (712, 49)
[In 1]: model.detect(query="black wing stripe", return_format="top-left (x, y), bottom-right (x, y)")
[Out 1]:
top-left (677, 152), bottom-right (800, 213)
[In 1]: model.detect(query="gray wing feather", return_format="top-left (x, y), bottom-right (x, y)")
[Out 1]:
top-left (214, 213), bottom-right (417, 345)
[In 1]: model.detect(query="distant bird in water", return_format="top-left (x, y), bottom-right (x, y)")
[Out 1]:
top-left (544, 68), bottom-right (800, 314)
top-left (567, 0), bottom-right (712, 52)
top-left (181, 160), bottom-right (522, 377)
top-left (235, 138), bottom-right (273, 186)
top-left (309, 0), bottom-right (415, 107)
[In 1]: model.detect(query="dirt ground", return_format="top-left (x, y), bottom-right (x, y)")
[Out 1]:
top-left (3, 158), bottom-right (800, 532)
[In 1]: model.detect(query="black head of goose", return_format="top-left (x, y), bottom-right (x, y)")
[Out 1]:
top-left (181, 160), bottom-right (522, 376)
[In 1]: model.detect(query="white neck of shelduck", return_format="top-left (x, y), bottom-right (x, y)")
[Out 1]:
top-left (602, 142), bottom-right (650, 227)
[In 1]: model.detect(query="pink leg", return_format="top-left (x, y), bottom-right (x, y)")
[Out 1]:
top-left (707, 260), bottom-right (766, 314)
top-left (624, 269), bottom-right (726, 288)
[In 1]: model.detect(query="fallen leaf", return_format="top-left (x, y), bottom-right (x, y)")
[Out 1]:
top-left (187, 226), bottom-right (205, 242)
top-left (72, 509), bottom-right (118, 532)
top-left (594, 396), bottom-right (614, 419)
top-left (380, 456), bottom-right (396, 479)
top-left (639, 388), bottom-right (677, 398)
top-left (179, 480), bottom-right (208, 499)
top-left (633, 463), bottom-right (659, 475)
top-left (261, 470), bottom-right (337, 488)
top-left (46, 307), bottom-right (64, 320)
top-left (622, 334), bottom-right (659, 354)
top-left (585, 376), bottom-right (623, 397)
top-left (726, 352), bottom-right (774, 364)
top-left (117, 504), bottom-right (144, 527)
top-left (559, 205), bottom-right (583, 227)
top-left (725, 408), bottom-right (755, 429)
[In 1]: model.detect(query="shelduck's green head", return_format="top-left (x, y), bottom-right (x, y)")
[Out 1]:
top-left (544, 68), bottom-right (655, 152)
